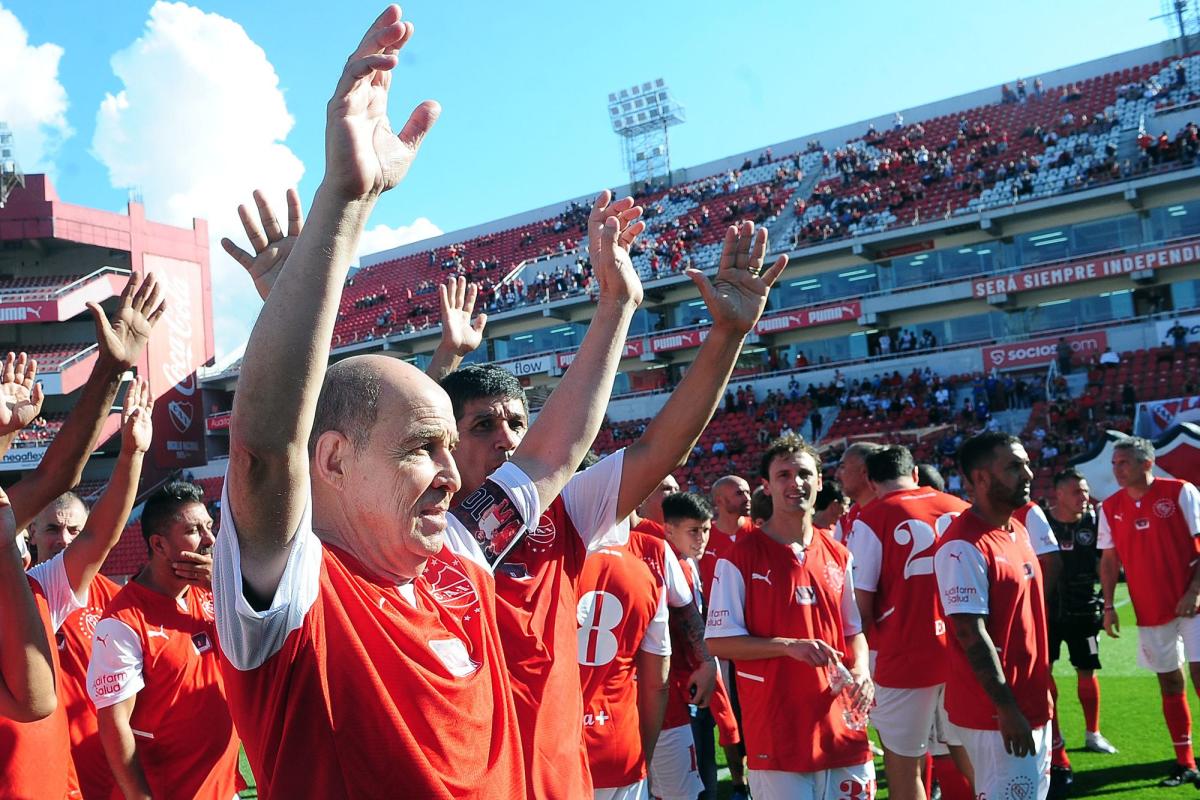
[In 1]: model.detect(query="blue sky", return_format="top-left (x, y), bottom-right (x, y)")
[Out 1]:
top-left (0, 0), bottom-right (1175, 356)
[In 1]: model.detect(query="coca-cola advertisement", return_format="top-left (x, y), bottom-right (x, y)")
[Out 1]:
top-left (142, 254), bottom-right (210, 468)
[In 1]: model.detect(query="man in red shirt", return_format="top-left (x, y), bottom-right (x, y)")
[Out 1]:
top-left (90, 480), bottom-right (239, 800)
top-left (833, 442), bottom-right (883, 544)
top-left (576, 533), bottom-right (671, 799)
top-left (707, 435), bottom-right (875, 799)
top-left (701, 475), bottom-right (754, 595)
top-left (934, 432), bottom-right (1051, 800)
top-left (639, 475), bottom-right (681, 529)
top-left (1099, 436), bottom-right (1200, 787)
top-left (849, 445), bottom-right (969, 800)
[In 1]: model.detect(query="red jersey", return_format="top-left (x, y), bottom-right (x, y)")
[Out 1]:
top-left (58, 573), bottom-right (120, 800)
top-left (934, 511), bottom-right (1051, 731)
top-left (1098, 478), bottom-right (1200, 626)
top-left (88, 582), bottom-right (238, 800)
top-left (849, 487), bottom-right (968, 688)
top-left (699, 517), bottom-right (753, 597)
top-left (492, 451), bottom-right (627, 799)
top-left (706, 528), bottom-right (870, 773)
top-left (1013, 502), bottom-right (1061, 556)
top-left (1, 555), bottom-right (83, 800)
top-left (833, 500), bottom-right (871, 546)
top-left (213, 462), bottom-right (539, 799)
top-left (576, 542), bottom-right (670, 789)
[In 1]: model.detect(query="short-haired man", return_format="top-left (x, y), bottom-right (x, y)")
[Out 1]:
top-left (707, 435), bottom-right (875, 799)
top-left (90, 477), bottom-right (238, 800)
top-left (651, 492), bottom-right (743, 800)
top-left (849, 445), bottom-right (970, 800)
top-left (703, 475), bottom-right (754, 594)
top-left (1099, 436), bottom-right (1200, 787)
top-left (833, 442), bottom-right (883, 544)
top-left (935, 432), bottom-right (1051, 800)
top-left (813, 480), bottom-right (847, 535)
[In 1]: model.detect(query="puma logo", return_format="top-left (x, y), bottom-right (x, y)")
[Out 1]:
top-left (751, 571), bottom-right (772, 586)
top-left (95, 635), bottom-right (108, 647)
top-left (147, 625), bottom-right (169, 641)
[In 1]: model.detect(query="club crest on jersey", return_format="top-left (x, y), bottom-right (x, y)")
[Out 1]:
top-left (795, 586), bottom-right (817, 605)
top-left (524, 513), bottom-right (557, 554)
top-left (200, 597), bottom-right (215, 621)
top-left (191, 632), bottom-right (213, 655)
top-left (426, 557), bottom-right (481, 614)
top-left (1004, 774), bottom-right (1035, 800)
top-left (824, 562), bottom-right (845, 595)
top-left (1154, 498), bottom-right (1177, 519)
top-left (1076, 528), bottom-right (1095, 546)
top-left (78, 607), bottom-right (103, 637)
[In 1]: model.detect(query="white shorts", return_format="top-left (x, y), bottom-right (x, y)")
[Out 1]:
top-left (747, 761), bottom-right (876, 800)
top-left (595, 780), bottom-right (647, 800)
top-left (1137, 616), bottom-right (1200, 673)
top-left (649, 724), bottom-right (704, 800)
top-left (951, 722), bottom-right (1051, 800)
top-left (870, 684), bottom-right (942, 758)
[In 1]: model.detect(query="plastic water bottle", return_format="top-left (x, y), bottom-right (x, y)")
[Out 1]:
top-left (826, 661), bottom-right (869, 731)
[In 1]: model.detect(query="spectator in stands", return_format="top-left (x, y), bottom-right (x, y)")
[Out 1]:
top-left (1169, 318), bottom-right (1190, 351)
top-left (1057, 338), bottom-right (1073, 375)
top-left (878, 331), bottom-right (893, 355)
top-left (712, 439), bottom-right (727, 456)
top-left (809, 408), bottom-right (824, 440)
top-left (1099, 347), bottom-right (1120, 367)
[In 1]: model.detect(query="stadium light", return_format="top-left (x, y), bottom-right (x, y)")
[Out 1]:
top-left (607, 79), bottom-right (685, 189)
top-left (0, 123), bottom-right (25, 209)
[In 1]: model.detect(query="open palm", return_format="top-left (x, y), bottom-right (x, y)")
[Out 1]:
top-left (0, 352), bottom-right (43, 437)
top-left (87, 272), bottom-right (167, 370)
top-left (438, 276), bottom-right (486, 356)
top-left (687, 222), bottom-right (788, 336)
top-left (121, 378), bottom-right (155, 454)
top-left (221, 189), bottom-right (304, 301)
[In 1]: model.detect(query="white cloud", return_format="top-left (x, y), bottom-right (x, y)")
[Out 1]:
top-left (92, 1), bottom-right (304, 358)
top-left (357, 218), bottom-right (443, 264)
top-left (0, 3), bottom-right (71, 173)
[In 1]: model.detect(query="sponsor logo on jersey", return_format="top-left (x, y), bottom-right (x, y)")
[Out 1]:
top-left (943, 585), bottom-right (978, 605)
top-left (496, 562), bottom-right (531, 580)
top-left (582, 710), bottom-right (611, 727)
top-left (428, 637), bottom-right (481, 677)
top-left (1135, 518), bottom-right (1151, 531)
top-left (751, 570), bottom-right (772, 586)
top-left (147, 625), bottom-right (169, 641)
top-left (795, 586), bottom-right (817, 605)
top-left (1154, 498), bottom-right (1178, 519)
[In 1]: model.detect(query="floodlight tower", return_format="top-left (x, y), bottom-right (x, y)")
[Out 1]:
top-left (0, 123), bottom-right (24, 209)
top-left (607, 79), bottom-right (685, 189)
top-left (1156, 0), bottom-right (1200, 56)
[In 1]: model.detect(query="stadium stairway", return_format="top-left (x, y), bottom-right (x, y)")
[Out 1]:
top-left (989, 407), bottom-right (1034, 436)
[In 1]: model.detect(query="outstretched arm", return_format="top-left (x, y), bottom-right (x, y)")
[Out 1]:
top-left (62, 379), bottom-right (153, 596)
top-left (228, 7), bottom-right (440, 604)
top-left (427, 276), bottom-right (486, 381)
top-left (616, 222), bottom-right (787, 519)
top-left (0, 352), bottom-right (45, 463)
top-left (0, 487), bottom-right (55, 722)
top-left (9, 273), bottom-right (164, 532)
top-left (221, 189), bottom-right (304, 302)
top-left (507, 191), bottom-right (643, 509)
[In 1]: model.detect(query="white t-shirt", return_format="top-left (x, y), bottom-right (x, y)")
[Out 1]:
top-left (26, 551), bottom-right (86, 632)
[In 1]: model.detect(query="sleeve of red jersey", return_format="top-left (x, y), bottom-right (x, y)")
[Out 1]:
top-left (87, 617), bottom-right (144, 709)
top-left (1096, 505), bottom-right (1114, 550)
top-left (934, 540), bottom-right (990, 616)
top-left (1181, 482), bottom-right (1200, 537)
top-left (661, 540), bottom-right (694, 608)
top-left (847, 520), bottom-right (883, 592)
top-left (26, 550), bottom-right (86, 632)
top-left (705, 559), bottom-right (748, 638)
top-left (560, 449), bottom-right (629, 551)
top-left (840, 553), bottom-right (864, 637)
top-left (213, 479), bottom-right (323, 672)
top-left (639, 584), bottom-right (671, 656)
top-left (1021, 504), bottom-right (1060, 556)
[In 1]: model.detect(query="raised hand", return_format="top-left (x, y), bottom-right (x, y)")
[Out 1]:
top-left (87, 273), bottom-right (167, 371)
top-left (0, 353), bottom-right (43, 437)
top-left (221, 189), bottom-right (304, 301)
top-left (172, 550), bottom-right (213, 589)
top-left (687, 221), bottom-right (788, 337)
top-left (438, 276), bottom-right (486, 357)
top-left (325, 5), bottom-right (441, 201)
top-left (120, 377), bottom-right (154, 455)
top-left (588, 190), bottom-right (645, 308)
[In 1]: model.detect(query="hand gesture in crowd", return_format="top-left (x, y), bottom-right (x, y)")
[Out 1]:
top-left (783, 637), bottom-right (842, 666)
top-left (687, 221), bottom-right (788, 337)
top-left (438, 276), bottom-right (487, 357)
top-left (0, 353), bottom-right (43, 438)
top-left (221, 189), bottom-right (304, 301)
top-left (121, 377), bottom-right (154, 455)
top-left (325, 4), bottom-right (441, 202)
top-left (588, 190), bottom-right (645, 308)
top-left (87, 272), bottom-right (167, 371)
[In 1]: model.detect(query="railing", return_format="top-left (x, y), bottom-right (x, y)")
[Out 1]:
top-left (0, 267), bottom-right (130, 304)
top-left (54, 343), bottom-right (99, 373)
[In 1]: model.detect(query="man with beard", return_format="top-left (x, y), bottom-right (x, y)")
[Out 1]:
top-left (1099, 437), bottom-right (1200, 787)
top-left (833, 443), bottom-right (883, 545)
top-left (935, 432), bottom-right (1051, 800)
top-left (90, 479), bottom-right (238, 800)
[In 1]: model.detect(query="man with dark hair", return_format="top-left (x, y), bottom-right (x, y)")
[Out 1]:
top-left (750, 486), bottom-right (773, 525)
top-left (850, 445), bottom-right (971, 800)
top-left (833, 442), bottom-right (884, 544)
top-left (1099, 436), bottom-right (1200, 787)
top-left (813, 481), bottom-right (847, 534)
top-left (708, 435), bottom-right (875, 798)
top-left (1040, 467), bottom-right (1116, 794)
top-left (935, 432), bottom-right (1051, 799)
top-left (917, 464), bottom-right (946, 492)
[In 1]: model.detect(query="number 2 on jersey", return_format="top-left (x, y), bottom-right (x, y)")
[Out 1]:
top-left (893, 513), bottom-right (959, 580)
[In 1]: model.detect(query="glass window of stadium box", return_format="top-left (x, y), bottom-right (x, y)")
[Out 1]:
top-left (768, 266), bottom-right (880, 309)
top-left (1171, 278), bottom-right (1200, 312)
top-left (889, 245), bottom-right (1005, 289)
top-left (1149, 199), bottom-right (1200, 241)
top-left (1013, 214), bottom-right (1141, 267)
top-left (782, 332), bottom-right (868, 367)
top-left (492, 322), bottom-right (588, 360)
top-left (1024, 292), bottom-right (1134, 334)
top-left (935, 312), bottom-right (1003, 345)
top-left (670, 299), bottom-right (713, 329)
top-left (628, 308), bottom-right (667, 336)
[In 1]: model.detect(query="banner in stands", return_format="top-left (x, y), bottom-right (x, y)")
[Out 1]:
top-left (143, 254), bottom-right (208, 469)
top-left (754, 301), bottom-right (862, 335)
top-left (650, 328), bottom-right (709, 354)
top-left (971, 237), bottom-right (1200, 299)
top-left (557, 340), bottom-right (643, 369)
top-left (1155, 312), bottom-right (1200, 347)
top-left (1135, 395), bottom-right (1200, 438)
top-left (1074, 422), bottom-right (1200, 499)
top-left (981, 331), bottom-right (1108, 371)
top-left (207, 412), bottom-right (232, 432)
top-left (0, 444), bottom-right (48, 472)
top-left (498, 354), bottom-right (556, 378)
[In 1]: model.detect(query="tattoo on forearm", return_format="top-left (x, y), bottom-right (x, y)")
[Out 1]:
top-left (672, 602), bottom-right (713, 662)
top-left (962, 630), bottom-right (1017, 709)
